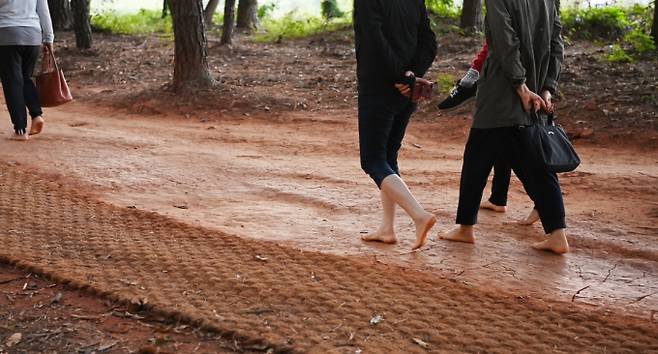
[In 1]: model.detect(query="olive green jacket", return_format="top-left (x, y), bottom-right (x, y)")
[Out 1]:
top-left (473, 0), bottom-right (564, 129)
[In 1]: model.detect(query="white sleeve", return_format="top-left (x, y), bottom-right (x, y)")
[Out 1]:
top-left (36, 0), bottom-right (55, 43)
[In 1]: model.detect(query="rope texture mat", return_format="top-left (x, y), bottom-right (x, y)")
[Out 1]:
top-left (0, 167), bottom-right (656, 353)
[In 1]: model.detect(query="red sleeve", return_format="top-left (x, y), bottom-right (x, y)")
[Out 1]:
top-left (470, 41), bottom-right (489, 72)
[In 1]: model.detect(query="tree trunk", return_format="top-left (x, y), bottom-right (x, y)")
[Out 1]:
top-left (204, 0), bottom-right (221, 25)
top-left (221, 0), bottom-right (237, 45)
top-left (162, 0), bottom-right (170, 19)
top-left (71, 0), bottom-right (92, 49)
top-left (459, 0), bottom-right (483, 33)
top-left (651, 1), bottom-right (658, 48)
top-left (171, 0), bottom-right (214, 91)
top-left (48, 0), bottom-right (72, 31)
top-left (237, 0), bottom-right (258, 31)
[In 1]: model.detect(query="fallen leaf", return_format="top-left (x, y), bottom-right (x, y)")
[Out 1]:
top-left (412, 337), bottom-right (429, 349)
top-left (6, 332), bottom-right (22, 347)
top-left (255, 255), bottom-right (268, 261)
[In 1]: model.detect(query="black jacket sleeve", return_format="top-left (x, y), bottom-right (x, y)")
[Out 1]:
top-left (544, 3), bottom-right (564, 94)
top-left (485, 0), bottom-right (527, 87)
top-left (354, 0), bottom-right (407, 81)
top-left (409, 1), bottom-right (437, 78)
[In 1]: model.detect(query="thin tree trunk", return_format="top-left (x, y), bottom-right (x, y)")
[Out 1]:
top-left (204, 0), bottom-right (221, 26)
top-left (48, 0), bottom-right (72, 31)
top-left (71, 0), bottom-right (92, 49)
top-left (171, 0), bottom-right (214, 91)
top-left (651, 1), bottom-right (658, 48)
top-left (221, 0), bottom-right (237, 45)
top-left (237, 0), bottom-right (258, 31)
top-left (162, 0), bottom-right (170, 19)
top-left (459, 0), bottom-right (483, 33)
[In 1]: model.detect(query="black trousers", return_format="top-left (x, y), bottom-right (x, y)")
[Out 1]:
top-left (0, 45), bottom-right (42, 135)
top-left (358, 93), bottom-right (416, 187)
top-left (456, 127), bottom-right (566, 234)
top-left (489, 159), bottom-right (511, 206)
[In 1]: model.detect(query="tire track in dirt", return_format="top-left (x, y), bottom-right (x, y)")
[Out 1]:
top-left (1, 166), bottom-right (657, 353)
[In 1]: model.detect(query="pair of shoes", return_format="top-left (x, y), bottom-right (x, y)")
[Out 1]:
top-left (437, 80), bottom-right (477, 111)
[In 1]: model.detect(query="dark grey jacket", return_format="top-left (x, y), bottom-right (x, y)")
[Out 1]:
top-left (354, 0), bottom-right (437, 95)
top-left (473, 0), bottom-right (564, 128)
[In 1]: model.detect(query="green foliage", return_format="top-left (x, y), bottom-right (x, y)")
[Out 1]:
top-left (561, 4), bottom-right (655, 61)
top-left (258, 2), bottom-right (278, 19)
top-left (561, 6), bottom-right (630, 40)
top-left (255, 13), bottom-right (352, 42)
top-left (425, 0), bottom-right (460, 20)
top-left (606, 44), bottom-right (634, 63)
top-left (436, 73), bottom-right (456, 94)
top-left (624, 28), bottom-right (656, 53)
top-left (92, 9), bottom-right (172, 35)
top-left (321, 0), bottom-right (345, 21)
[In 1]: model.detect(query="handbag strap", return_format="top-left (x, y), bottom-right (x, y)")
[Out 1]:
top-left (40, 48), bottom-right (58, 74)
top-left (530, 111), bottom-right (556, 126)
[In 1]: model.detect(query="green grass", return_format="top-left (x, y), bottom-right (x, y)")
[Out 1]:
top-left (92, 9), bottom-right (173, 35)
top-left (254, 13), bottom-right (353, 42)
top-left (606, 44), bottom-right (634, 63)
top-left (435, 73), bottom-right (456, 94)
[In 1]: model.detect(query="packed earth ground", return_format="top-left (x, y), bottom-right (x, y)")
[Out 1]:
top-left (0, 28), bottom-right (657, 352)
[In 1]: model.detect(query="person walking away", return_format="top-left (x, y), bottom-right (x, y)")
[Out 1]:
top-left (439, 42), bottom-right (540, 225)
top-left (0, 0), bottom-right (53, 141)
top-left (440, 0), bottom-right (569, 254)
top-left (354, 0), bottom-right (438, 250)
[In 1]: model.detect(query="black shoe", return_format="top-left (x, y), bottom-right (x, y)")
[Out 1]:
top-left (437, 80), bottom-right (477, 111)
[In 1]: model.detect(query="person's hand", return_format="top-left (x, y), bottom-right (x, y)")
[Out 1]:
top-left (395, 71), bottom-right (415, 98)
top-left (413, 77), bottom-right (433, 102)
top-left (516, 84), bottom-right (546, 113)
top-left (395, 83), bottom-right (411, 97)
top-left (43, 42), bottom-right (53, 52)
top-left (541, 90), bottom-right (554, 113)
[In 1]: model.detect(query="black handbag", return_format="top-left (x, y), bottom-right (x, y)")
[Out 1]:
top-left (519, 113), bottom-right (581, 173)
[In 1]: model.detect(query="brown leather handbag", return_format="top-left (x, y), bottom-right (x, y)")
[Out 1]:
top-left (36, 48), bottom-right (73, 107)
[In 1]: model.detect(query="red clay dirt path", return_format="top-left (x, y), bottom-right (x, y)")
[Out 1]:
top-left (0, 101), bottom-right (657, 351)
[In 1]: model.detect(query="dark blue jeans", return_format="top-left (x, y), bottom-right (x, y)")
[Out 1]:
top-left (0, 45), bottom-right (42, 135)
top-left (456, 127), bottom-right (566, 234)
top-left (358, 93), bottom-right (416, 187)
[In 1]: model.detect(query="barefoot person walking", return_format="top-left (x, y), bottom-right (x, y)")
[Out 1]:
top-left (440, 0), bottom-right (570, 254)
top-left (439, 42), bottom-right (540, 225)
top-left (0, 0), bottom-right (53, 141)
top-left (354, 0), bottom-right (438, 250)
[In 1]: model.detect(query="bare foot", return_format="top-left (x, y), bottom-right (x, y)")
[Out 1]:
top-left (480, 200), bottom-right (507, 213)
top-left (439, 225), bottom-right (475, 244)
top-left (8, 133), bottom-right (29, 141)
top-left (518, 209), bottom-right (540, 225)
top-left (532, 229), bottom-right (569, 254)
top-left (362, 229), bottom-right (397, 244)
top-left (29, 116), bottom-right (44, 135)
top-left (412, 213), bottom-right (437, 250)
